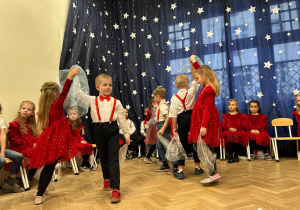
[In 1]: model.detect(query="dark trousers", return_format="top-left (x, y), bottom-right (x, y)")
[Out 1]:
top-left (226, 142), bottom-right (241, 157)
top-left (81, 154), bottom-right (91, 167)
top-left (177, 111), bottom-right (200, 166)
top-left (146, 144), bottom-right (156, 159)
top-left (249, 140), bottom-right (268, 154)
top-left (37, 159), bottom-right (59, 196)
top-left (119, 132), bottom-right (141, 152)
top-left (94, 121), bottom-right (120, 189)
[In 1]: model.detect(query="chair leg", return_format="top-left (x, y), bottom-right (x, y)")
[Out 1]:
top-left (89, 154), bottom-right (98, 170)
top-left (156, 150), bottom-right (159, 158)
top-left (71, 158), bottom-right (79, 175)
top-left (247, 143), bottom-right (251, 161)
top-left (273, 138), bottom-right (279, 162)
top-left (19, 166), bottom-right (30, 191)
top-left (219, 144), bottom-right (223, 161)
top-left (222, 139), bottom-right (226, 160)
top-left (53, 170), bottom-right (57, 182)
top-left (138, 145), bottom-right (141, 158)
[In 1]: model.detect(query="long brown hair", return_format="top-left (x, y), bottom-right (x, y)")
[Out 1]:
top-left (67, 107), bottom-right (82, 132)
top-left (38, 82), bottom-right (60, 129)
top-left (295, 94), bottom-right (300, 114)
top-left (15, 101), bottom-right (38, 136)
top-left (196, 65), bottom-right (220, 96)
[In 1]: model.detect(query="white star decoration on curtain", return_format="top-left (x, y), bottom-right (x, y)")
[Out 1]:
top-left (264, 61), bottom-right (273, 69)
top-left (257, 92), bottom-right (264, 98)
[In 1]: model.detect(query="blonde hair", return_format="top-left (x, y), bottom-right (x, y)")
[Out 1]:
top-left (95, 74), bottom-right (112, 86)
top-left (15, 101), bottom-right (38, 136)
top-left (153, 87), bottom-right (167, 99)
top-left (176, 74), bottom-right (189, 89)
top-left (196, 65), bottom-right (220, 96)
top-left (67, 107), bottom-right (82, 132)
top-left (228, 99), bottom-right (239, 112)
top-left (295, 94), bottom-right (300, 113)
top-left (38, 82), bottom-right (60, 129)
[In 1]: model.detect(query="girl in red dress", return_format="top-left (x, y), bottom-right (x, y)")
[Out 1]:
top-left (245, 100), bottom-right (271, 161)
top-left (29, 68), bottom-right (80, 205)
top-left (9, 101), bottom-right (38, 178)
top-left (188, 56), bottom-right (222, 184)
top-left (68, 107), bottom-right (94, 172)
top-left (292, 94), bottom-right (300, 151)
top-left (222, 99), bottom-right (246, 163)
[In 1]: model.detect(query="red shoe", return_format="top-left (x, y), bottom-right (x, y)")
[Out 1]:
top-left (111, 188), bottom-right (120, 203)
top-left (103, 179), bottom-right (112, 191)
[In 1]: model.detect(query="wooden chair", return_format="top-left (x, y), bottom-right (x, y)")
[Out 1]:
top-left (271, 118), bottom-right (300, 162)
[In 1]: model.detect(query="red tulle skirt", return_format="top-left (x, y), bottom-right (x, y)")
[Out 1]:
top-left (223, 130), bottom-right (246, 147)
top-left (29, 120), bottom-right (78, 169)
top-left (145, 123), bottom-right (157, 145)
top-left (245, 131), bottom-right (270, 147)
top-left (74, 142), bottom-right (94, 157)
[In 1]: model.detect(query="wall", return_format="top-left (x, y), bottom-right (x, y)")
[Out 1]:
top-left (0, 0), bottom-right (70, 127)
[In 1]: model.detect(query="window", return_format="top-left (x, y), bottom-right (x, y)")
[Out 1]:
top-left (270, 1), bottom-right (300, 33)
top-left (230, 11), bottom-right (256, 40)
top-left (202, 15), bottom-right (225, 44)
top-left (168, 22), bottom-right (190, 50)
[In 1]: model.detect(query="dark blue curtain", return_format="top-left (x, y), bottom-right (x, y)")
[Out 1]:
top-left (60, 0), bottom-right (300, 156)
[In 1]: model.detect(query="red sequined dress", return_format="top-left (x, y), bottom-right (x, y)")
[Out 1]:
top-left (222, 113), bottom-right (246, 146)
top-left (188, 86), bottom-right (222, 147)
top-left (292, 111), bottom-right (300, 137)
top-left (9, 120), bottom-right (37, 166)
top-left (245, 114), bottom-right (270, 147)
top-left (72, 125), bottom-right (94, 157)
top-left (29, 79), bottom-right (77, 169)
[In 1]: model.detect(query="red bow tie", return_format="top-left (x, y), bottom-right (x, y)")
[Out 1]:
top-left (100, 95), bottom-right (111, 101)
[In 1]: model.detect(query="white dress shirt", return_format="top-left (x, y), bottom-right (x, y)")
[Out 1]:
top-left (169, 81), bottom-right (199, 118)
top-left (140, 121), bottom-right (148, 134)
top-left (155, 99), bottom-right (169, 122)
top-left (119, 118), bottom-right (136, 135)
top-left (75, 89), bottom-right (130, 139)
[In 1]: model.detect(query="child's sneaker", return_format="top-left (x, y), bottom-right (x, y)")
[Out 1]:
top-left (156, 165), bottom-right (170, 172)
top-left (265, 153), bottom-right (272, 161)
top-left (2, 181), bottom-right (24, 193)
top-left (35, 195), bottom-right (47, 205)
top-left (157, 160), bottom-right (163, 165)
top-left (111, 188), bottom-right (120, 203)
top-left (167, 167), bottom-right (178, 175)
top-left (144, 157), bottom-right (153, 164)
top-left (250, 154), bottom-right (255, 161)
top-left (200, 173), bottom-right (221, 184)
top-left (174, 171), bottom-right (184, 179)
top-left (103, 179), bottom-right (112, 191)
top-left (194, 167), bottom-right (204, 175)
top-left (90, 165), bottom-right (97, 171)
top-left (79, 166), bottom-right (90, 172)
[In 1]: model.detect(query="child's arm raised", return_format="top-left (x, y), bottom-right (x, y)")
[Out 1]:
top-left (190, 55), bottom-right (198, 82)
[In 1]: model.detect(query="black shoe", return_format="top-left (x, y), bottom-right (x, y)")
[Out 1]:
top-left (233, 156), bottom-right (239, 162)
top-left (227, 156), bottom-right (234, 163)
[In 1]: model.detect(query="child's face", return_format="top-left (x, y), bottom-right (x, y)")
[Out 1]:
top-left (96, 78), bottom-right (112, 96)
top-left (228, 102), bottom-right (238, 113)
top-left (249, 103), bottom-right (259, 114)
top-left (19, 103), bottom-right (34, 120)
top-left (195, 73), bottom-right (206, 86)
top-left (153, 94), bottom-right (162, 103)
top-left (68, 110), bottom-right (79, 121)
top-left (296, 96), bottom-right (300, 107)
top-left (124, 109), bottom-right (128, 118)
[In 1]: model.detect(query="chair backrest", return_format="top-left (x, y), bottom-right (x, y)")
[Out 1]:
top-left (271, 118), bottom-right (293, 138)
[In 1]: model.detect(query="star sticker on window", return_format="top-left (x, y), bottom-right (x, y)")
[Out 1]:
top-left (264, 61), bottom-right (273, 69)
top-left (130, 32), bottom-right (136, 39)
top-left (287, 32), bottom-right (291, 36)
top-left (123, 13), bottom-right (129, 19)
top-left (170, 3), bottom-right (177, 10)
top-left (145, 52), bottom-right (151, 59)
top-left (113, 23), bottom-right (119, 29)
top-left (190, 28), bottom-right (196, 33)
top-left (165, 66), bottom-right (172, 72)
top-left (235, 28), bottom-right (242, 35)
top-left (297, 51), bottom-right (300, 55)
top-left (249, 6), bottom-right (256, 13)
top-left (184, 47), bottom-right (190, 52)
top-left (295, 18), bottom-right (299, 21)
top-left (207, 30), bottom-right (214, 37)
top-left (197, 7), bottom-right (204, 14)
top-left (179, 22), bottom-right (183, 27)
top-left (225, 22), bottom-right (229, 26)
top-left (272, 6), bottom-right (280, 14)
top-left (279, 50), bottom-right (283, 54)
top-left (265, 34), bottom-right (271, 41)
top-left (293, 89), bottom-right (300, 95)
top-left (257, 92), bottom-right (264, 98)
top-left (218, 41), bottom-right (223, 47)
top-left (166, 40), bottom-right (171, 46)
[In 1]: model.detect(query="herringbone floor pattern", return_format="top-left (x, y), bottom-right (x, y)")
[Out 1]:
top-left (1, 157), bottom-right (300, 210)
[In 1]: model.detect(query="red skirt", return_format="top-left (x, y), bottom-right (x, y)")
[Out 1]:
top-left (245, 131), bottom-right (270, 147)
top-left (74, 142), bottom-right (94, 157)
top-left (223, 130), bottom-right (246, 146)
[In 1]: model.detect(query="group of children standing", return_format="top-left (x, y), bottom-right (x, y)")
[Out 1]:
top-left (1, 55), bottom-right (300, 205)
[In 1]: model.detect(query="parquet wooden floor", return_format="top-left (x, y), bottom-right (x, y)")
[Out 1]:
top-left (1, 157), bottom-right (300, 210)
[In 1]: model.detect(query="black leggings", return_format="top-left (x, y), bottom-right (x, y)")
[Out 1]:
top-left (226, 142), bottom-right (241, 157)
top-left (37, 159), bottom-right (59, 196)
top-left (146, 145), bottom-right (156, 159)
top-left (81, 154), bottom-right (91, 167)
top-left (249, 140), bottom-right (268, 154)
